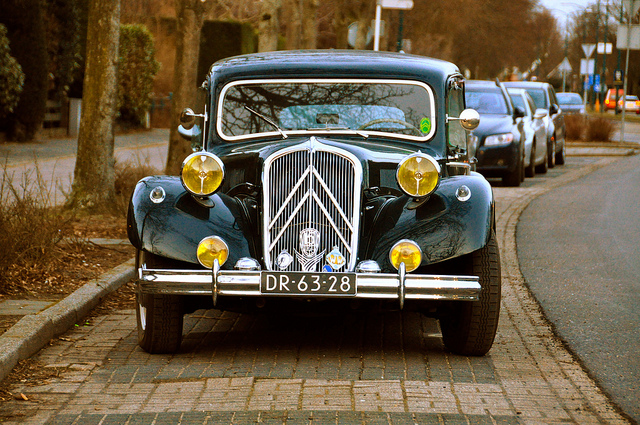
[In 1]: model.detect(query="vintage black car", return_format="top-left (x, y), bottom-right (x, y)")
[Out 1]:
top-left (127, 50), bottom-right (501, 357)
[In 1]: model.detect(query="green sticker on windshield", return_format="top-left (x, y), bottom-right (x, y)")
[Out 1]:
top-left (420, 117), bottom-right (431, 134)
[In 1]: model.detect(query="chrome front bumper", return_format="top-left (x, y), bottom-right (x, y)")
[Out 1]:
top-left (138, 266), bottom-right (481, 309)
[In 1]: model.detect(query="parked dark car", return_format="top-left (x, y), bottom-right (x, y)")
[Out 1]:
top-left (465, 80), bottom-right (525, 186)
top-left (127, 51), bottom-right (501, 357)
top-left (556, 92), bottom-right (585, 115)
top-left (503, 81), bottom-right (566, 167)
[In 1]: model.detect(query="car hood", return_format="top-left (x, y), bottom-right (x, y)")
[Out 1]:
top-left (207, 136), bottom-right (444, 193)
top-left (473, 114), bottom-right (515, 139)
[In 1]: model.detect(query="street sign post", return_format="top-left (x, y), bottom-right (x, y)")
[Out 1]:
top-left (374, 0), bottom-right (413, 51)
top-left (620, 0), bottom-right (640, 144)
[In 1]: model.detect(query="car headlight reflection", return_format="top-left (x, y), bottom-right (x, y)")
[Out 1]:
top-left (389, 240), bottom-right (422, 272)
top-left (396, 153), bottom-right (440, 198)
top-left (484, 133), bottom-right (514, 146)
top-left (197, 236), bottom-right (229, 269)
top-left (181, 152), bottom-right (224, 197)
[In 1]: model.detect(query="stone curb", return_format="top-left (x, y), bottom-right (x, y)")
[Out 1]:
top-left (0, 258), bottom-right (135, 382)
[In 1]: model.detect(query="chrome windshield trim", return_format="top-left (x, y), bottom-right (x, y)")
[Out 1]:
top-left (216, 78), bottom-right (437, 142)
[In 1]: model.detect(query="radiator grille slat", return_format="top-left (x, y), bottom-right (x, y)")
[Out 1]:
top-left (263, 139), bottom-right (362, 272)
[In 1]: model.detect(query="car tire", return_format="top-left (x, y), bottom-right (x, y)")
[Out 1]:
top-left (440, 230), bottom-right (501, 356)
top-left (525, 142), bottom-right (536, 178)
top-left (502, 150), bottom-right (522, 187)
top-left (536, 143), bottom-right (548, 174)
top-left (547, 137), bottom-right (556, 169)
top-left (135, 250), bottom-right (184, 354)
top-left (555, 140), bottom-right (566, 165)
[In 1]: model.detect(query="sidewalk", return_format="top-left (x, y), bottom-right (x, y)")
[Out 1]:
top-left (1, 129), bottom-right (169, 206)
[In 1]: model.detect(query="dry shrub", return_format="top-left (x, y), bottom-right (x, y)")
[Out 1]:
top-left (114, 158), bottom-right (160, 216)
top-left (563, 114), bottom-right (586, 141)
top-left (0, 164), bottom-right (73, 293)
top-left (584, 116), bottom-right (616, 142)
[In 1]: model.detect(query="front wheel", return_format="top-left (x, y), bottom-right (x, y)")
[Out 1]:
top-left (440, 231), bottom-right (501, 356)
top-left (136, 250), bottom-right (184, 353)
top-left (502, 152), bottom-right (522, 187)
top-left (555, 140), bottom-right (566, 165)
top-left (547, 137), bottom-right (556, 169)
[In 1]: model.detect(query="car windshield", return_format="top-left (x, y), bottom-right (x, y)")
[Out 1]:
top-left (557, 93), bottom-right (582, 105)
top-left (623, 95), bottom-right (639, 101)
top-left (465, 89), bottom-right (509, 114)
top-left (217, 79), bottom-right (435, 142)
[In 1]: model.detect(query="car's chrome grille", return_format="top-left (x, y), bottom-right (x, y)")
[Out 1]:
top-left (263, 138), bottom-right (362, 272)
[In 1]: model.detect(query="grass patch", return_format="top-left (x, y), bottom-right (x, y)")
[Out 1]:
top-left (0, 158), bottom-right (158, 294)
top-left (564, 114), bottom-right (617, 142)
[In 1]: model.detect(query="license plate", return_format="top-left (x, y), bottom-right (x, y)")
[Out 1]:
top-left (260, 272), bottom-right (356, 296)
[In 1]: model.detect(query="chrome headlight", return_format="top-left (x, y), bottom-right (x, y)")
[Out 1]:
top-left (484, 133), bottom-right (514, 146)
top-left (396, 153), bottom-right (440, 198)
top-left (181, 152), bottom-right (224, 197)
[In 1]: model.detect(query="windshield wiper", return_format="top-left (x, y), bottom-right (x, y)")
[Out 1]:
top-left (244, 106), bottom-right (288, 139)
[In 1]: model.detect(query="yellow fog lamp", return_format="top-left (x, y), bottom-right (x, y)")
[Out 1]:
top-left (181, 152), bottom-right (224, 197)
top-left (197, 236), bottom-right (229, 269)
top-left (396, 153), bottom-right (440, 198)
top-left (389, 240), bottom-right (422, 272)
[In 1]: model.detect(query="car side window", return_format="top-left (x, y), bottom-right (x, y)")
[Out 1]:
top-left (447, 83), bottom-right (466, 151)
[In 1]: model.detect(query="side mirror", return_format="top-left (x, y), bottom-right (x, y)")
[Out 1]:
top-left (513, 106), bottom-right (525, 119)
top-left (549, 103), bottom-right (560, 115)
top-left (180, 108), bottom-right (197, 129)
top-left (533, 108), bottom-right (548, 120)
top-left (450, 108), bottom-right (480, 131)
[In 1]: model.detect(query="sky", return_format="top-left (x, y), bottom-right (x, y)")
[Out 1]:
top-left (539, 0), bottom-right (596, 29)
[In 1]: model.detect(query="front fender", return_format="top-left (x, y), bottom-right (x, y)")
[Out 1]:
top-left (127, 176), bottom-right (253, 268)
top-left (364, 173), bottom-right (494, 271)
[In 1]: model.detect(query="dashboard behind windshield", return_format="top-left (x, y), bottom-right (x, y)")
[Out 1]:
top-left (216, 79), bottom-right (436, 142)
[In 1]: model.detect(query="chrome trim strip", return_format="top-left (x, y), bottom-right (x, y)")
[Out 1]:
top-left (138, 268), bottom-right (481, 301)
top-left (216, 78), bottom-right (437, 142)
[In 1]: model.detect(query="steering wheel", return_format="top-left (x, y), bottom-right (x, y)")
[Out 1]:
top-left (358, 118), bottom-right (422, 136)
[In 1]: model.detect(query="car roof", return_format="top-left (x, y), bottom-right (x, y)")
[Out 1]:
top-left (502, 81), bottom-right (549, 89)
top-left (466, 80), bottom-right (503, 89)
top-left (207, 50), bottom-right (461, 84)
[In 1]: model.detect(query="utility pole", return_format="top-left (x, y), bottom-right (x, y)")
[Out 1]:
top-left (600, 0), bottom-right (609, 111)
top-left (593, 0), bottom-right (600, 110)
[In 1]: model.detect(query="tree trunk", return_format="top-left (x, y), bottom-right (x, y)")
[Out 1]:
top-left (301, 0), bottom-right (319, 49)
top-left (258, 0), bottom-right (280, 52)
top-left (66, 0), bottom-right (120, 210)
top-left (284, 0), bottom-right (302, 50)
top-left (165, 0), bottom-right (206, 176)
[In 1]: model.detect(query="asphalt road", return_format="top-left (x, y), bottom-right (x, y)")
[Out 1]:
top-left (517, 153), bottom-right (640, 423)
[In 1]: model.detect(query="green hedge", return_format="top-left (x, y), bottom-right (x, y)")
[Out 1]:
top-left (0, 24), bottom-right (24, 118)
top-left (0, 0), bottom-right (48, 141)
top-left (118, 24), bottom-right (160, 126)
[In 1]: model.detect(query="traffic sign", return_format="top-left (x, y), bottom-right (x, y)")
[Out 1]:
top-left (617, 25), bottom-right (640, 49)
top-left (582, 43), bottom-right (596, 58)
top-left (580, 59), bottom-right (594, 75)
top-left (597, 42), bottom-right (613, 54)
top-left (558, 57), bottom-right (572, 73)
top-left (594, 74), bottom-right (601, 92)
top-left (378, 0), bottom-right (414, 9)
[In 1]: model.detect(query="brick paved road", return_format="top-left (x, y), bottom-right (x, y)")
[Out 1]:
top-left (0, 156), bottom-right (631, 424)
